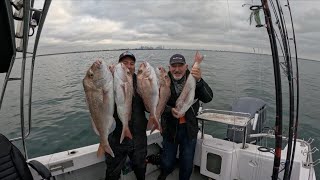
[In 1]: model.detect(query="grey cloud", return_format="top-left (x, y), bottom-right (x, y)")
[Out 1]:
top-left (38, 0), bottom-right (320, 60)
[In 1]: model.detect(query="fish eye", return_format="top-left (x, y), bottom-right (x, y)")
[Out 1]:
top-left (89, 73), bottom-right (94, 78)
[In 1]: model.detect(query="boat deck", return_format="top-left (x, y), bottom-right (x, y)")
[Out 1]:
top-left (120, 165), bottom-right (206, 180)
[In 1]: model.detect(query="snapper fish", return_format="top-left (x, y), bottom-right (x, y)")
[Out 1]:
top-left (155, 66), bottom-right (171, 129)
top-left (137, 61), bottom-right (161, 133)
top-left (113, 63), bottom-right (133, 143)
top-left (83, 59), bottom-right (116, 157)
top-left (175, 51), bottom-right (203, 115)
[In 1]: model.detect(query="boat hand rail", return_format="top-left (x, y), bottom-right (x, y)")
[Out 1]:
top-left (249, 133), bottom-right (319, 168)
top-left (0, 0), bottom-right (52, 160)
top-left (197, 108), bottom-right (251, 149)
top-left (197, 108), bottom-right (251, 127)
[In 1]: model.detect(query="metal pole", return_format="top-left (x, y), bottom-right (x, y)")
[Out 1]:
top-left (201, 120), bottom-right (204, 139)
top-left (21, 0), bottom-right (31, 160)
top-left (26, 0), bottom-right (52, 138)
top-left (242, 127), bottom-right (247, 149)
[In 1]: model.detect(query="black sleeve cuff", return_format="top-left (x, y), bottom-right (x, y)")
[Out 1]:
top-left (196, 78), bottom-right (203, 87)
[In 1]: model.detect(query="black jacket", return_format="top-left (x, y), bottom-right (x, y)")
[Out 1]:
top-left (110, 74), bottom-right (148, 141)
top-left (161, 70), bottom-right (213, 142)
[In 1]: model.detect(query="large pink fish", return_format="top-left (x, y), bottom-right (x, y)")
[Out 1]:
top-left (155, 66), bottom-right (171, 130)
top-left (83, 60), bottom-right (115, 157)
top-left (137, 61), bottom-right (161, 133)
top-left (176, 51), bottom-right (203, 115)
top-left (113, 63), bottom-right (133, 143)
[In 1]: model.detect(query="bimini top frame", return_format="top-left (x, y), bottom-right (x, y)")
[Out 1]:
top-left (0, 0), bottom-right (52, 160)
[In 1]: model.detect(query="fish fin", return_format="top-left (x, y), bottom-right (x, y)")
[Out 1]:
top-left (109, 118), bottom-right (116, 134)
top-left (97, 143), bottom-right (115, 158)
top-left (147, 118), bottom-right (153, 130)
top-left (194, 51), bottom-right (204, 64)
top-left (90, 118), bottom-right (100, 136)
top-left (148, 115), bottom-right (161, 134)
top-left (150, 125), bottom-right (161, 134)
top-left (121, 82), bottom-right (131, 101)
top-left (120, 125), bottom-right (133, 143)
top-left (192, 98), bottom-right (198, 105)
top-left (102, 88), bottom-right (109, 103)
top-left (109, 64), bottom-right (115, 76)
top-left (120, 83), bottom-right (126, 100)
top-left (97, 144), bottom-right (105, 157)
top-left (104, 144), bottom-right (115, 158)
top-left (124, 83), bottom-right (129, 99)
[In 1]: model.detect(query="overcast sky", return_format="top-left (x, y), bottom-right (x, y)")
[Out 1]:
top-left (32, 0), bottom-right (320, 60)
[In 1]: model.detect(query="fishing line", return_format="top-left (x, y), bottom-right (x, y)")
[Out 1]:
top-left (225, 0), bottom-right (242, 178)
top-left (243, 2), bottom-right (270, 178)
top-left (274, 29), bottom-right (286, 60)
top-left (256, 47), bottom-right (267, 180)
top-left (275, 1), bottom-right (292, 61)
top-left (262, 0), bottom-right (298, 179)
top-left (269, 1), bottom-right (292, 84)
top-left (272, 1), bottom-right (295, 179)
top-left (269, 0), bottom-right (287, 60)
top-left (279, 0), bottom-right (299, 172)
top-left (260, 0), bottom-right (283, 178)
top-left (269, 0), bottom-right (287, 51)
top-left (286, 0), bottom-right (300, 176)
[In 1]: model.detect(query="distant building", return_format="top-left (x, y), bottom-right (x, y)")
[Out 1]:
top-left (138, 45), bottom-right (165, 50)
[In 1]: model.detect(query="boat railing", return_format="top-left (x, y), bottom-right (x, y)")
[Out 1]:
top-left (197, 108), bottom-right (320, 170)
top-left (0, 0), bottom-right (51, 159)
top-left (299, 138), bottom-right (320, 168)
top-left (197, 108), bottom-right (251, 149)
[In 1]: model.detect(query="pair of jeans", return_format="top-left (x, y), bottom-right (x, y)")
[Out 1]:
top-left (105, 135), bottom-right (147, 180)
top-left (159, 123), bottom-right (197, 180)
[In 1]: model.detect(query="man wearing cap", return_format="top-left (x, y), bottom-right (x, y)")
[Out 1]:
top-left (158, 52), bottom-right (213, 180)
top-left (105, 51), bottom-right (148, 180)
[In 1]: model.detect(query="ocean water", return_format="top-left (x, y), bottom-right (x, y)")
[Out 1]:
top-left (0, 49), bottom-right (319, 178)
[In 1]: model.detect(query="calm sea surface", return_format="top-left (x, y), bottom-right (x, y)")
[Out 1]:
top-left (0, 50), bottom-right (319, 178)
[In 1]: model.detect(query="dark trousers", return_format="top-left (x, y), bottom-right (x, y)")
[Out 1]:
top-left (158, 124), bottom-right (197, 180)
top-left (105, 135), bottom-right (147, 180)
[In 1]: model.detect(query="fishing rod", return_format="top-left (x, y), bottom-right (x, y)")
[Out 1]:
top-left (259, 1), bottom-right (283, 179)
top-left (249, 0), bottom-right (298, 179)
top-left (269, 0), bottom-right (295, 179)
top-left (285, 0), bottom-right (299, 178)
top-left (268, 0), bottom-right (299, 179)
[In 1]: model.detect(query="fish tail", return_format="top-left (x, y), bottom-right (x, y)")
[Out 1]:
top-left (148, 115), bottom-right (162, 134)
top-left (120, 125), bottom-right (133, 143)
top-left (147, 117), bottom-right (153, 130)
top-left (97, 143), bottom-right (115, 158)
top-left (195, 51), bottom-right (204, 64)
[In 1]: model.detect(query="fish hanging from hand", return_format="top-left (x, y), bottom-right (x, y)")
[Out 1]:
top-left (83, 60), bottom-right (116, 157)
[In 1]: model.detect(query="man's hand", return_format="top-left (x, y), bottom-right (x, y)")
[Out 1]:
top-left (171, 108), bottom-right (184, 119)
top-left (191, 66), bottom-right (202, 82)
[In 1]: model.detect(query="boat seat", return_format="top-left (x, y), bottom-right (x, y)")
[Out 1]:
top-left (0, 133), bottom-right (51, 180)
top-left (226, 97), bottom-right (267, 143)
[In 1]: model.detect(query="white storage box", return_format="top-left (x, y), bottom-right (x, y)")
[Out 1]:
top-left (200, 138), bottom-right (238, 180)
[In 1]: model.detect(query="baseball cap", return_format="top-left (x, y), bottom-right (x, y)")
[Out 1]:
top-left (170, 54), bottom-right (186, 65)
top-left (119, 51), bottom-right (136, 62)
